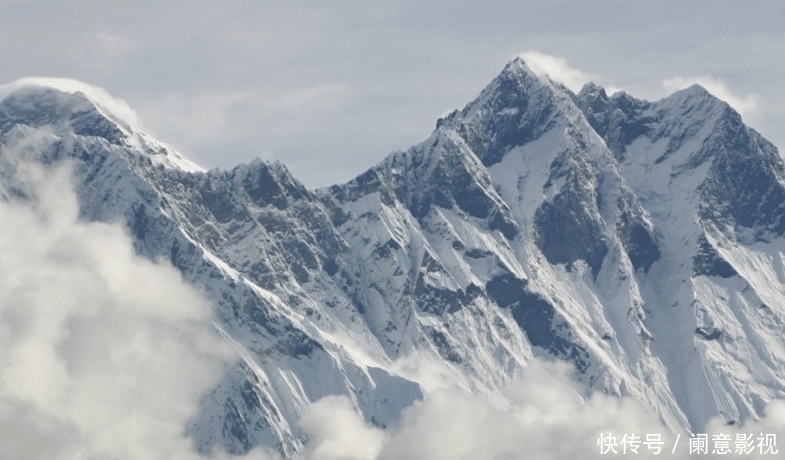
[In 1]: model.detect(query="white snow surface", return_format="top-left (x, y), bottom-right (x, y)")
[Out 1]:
top-left (3, 60), bottom-right (785, 456)
top-left (0, 78), bottom-right (205, 173)
top-left (0, 77), bottom-right (142, 130)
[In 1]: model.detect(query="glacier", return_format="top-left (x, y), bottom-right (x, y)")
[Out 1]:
top-left (1, 57), bottom-right (785, 456)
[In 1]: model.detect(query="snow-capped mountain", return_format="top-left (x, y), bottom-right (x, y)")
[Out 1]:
top-left (2, 57), bottom-right (785, 455)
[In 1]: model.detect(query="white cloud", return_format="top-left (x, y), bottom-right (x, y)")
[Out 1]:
top-left (378, 359), bottom-right (673, 460)
top-left (702, 401), bottom-right (785, 459)
top-left (0, 135), bottom-right (276, 459)
top-left (663, 75), bottom-right (761, 121)
top-left (519, 50), bottom-right (598, 93)
top-left (294, 359), bottom-right (670, 460)
top-left (297, 356), bottom-right (785, 460)
top-left (299, 396), bottom-right (385, 460)
top-left (70, 31), bottom-right (135, 74)
top-left (276, 84), bottom-right (351, 111)
top-left (138, 91), bottom-right (249, 147)
top-left (137, 83), bottom-right (351, 148)
top-left (519, 50), bottom-right (624, 95)
top-left (516, 51), bottom-right (764, 129)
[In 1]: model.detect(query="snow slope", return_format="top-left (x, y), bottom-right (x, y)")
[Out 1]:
top-left (2, 59), bottom-right (785, 454)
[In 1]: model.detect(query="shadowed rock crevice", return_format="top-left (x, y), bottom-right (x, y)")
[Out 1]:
top-left (693, 235), bottom-right (737, 278)
top-left (485, 274), bottom-right (590, 373)
top-left (534, 193), bottom-right (609, 278)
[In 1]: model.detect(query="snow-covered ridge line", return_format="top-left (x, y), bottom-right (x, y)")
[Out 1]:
top-left (2, 57), bottom-right (785, 456)
top-left (0, 78), bottom-right (205, 173)
top-left (0, 76), bottom-right (142, 131)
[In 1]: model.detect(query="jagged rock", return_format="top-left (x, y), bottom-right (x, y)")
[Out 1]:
top-left (3, 58), bottom-right (785, 453)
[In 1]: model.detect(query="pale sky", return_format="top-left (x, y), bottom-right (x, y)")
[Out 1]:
top-left (1, 1), bottom-right (783, 187)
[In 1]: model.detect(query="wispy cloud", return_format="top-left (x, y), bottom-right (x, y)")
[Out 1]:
top-left (139, 91), bottom-right (250, 146)
top-left (518, 51), bottom-right (763, 127)
top-left (69, 31), bottom-right (135, 74)
top-left (297, 359), bottom-right (669, 459)
top-left (300, 396), bottom-right (385, 460)
top-left (0, 77), bottom-right (143, 129)
top-left (520, 50), bottom-right (597, 92)
top-left (135, 83), bottom-right (355, 173)
top-left (520, 50), bottom-right (623, 94)
top-left (276, 83), bottom-right (351, 111)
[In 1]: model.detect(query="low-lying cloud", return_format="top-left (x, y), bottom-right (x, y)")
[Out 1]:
top-left (300, 359), bottom-right (672, 460)
top-left (3, 128), bottom-right (783, 460)
top-left (298, 357), bottom-right (785, 460)
top-left (0, 138), bottom-right (252, 459)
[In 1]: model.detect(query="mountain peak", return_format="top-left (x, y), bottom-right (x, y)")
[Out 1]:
top-left (578, 82), bottom-right (608, 100)
top-left (506, 55), bottom-right (532, 71)
top-left (659, 83), bottom-right (728, 113)
top-left (0, 79), bottom-right (204, 173)
top-left (500, 56), bottom-right (546, 85)
top-left (4, 59), bottom-right (785, 456)
top-left (0, 85), bottom-right (130, 145)
top-left (0, 77), bottom-right (141, 134)
top-left (679, 83), bottom-right (712, 96)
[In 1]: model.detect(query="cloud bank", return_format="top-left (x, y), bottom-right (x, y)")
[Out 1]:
top-left (300, 359), bottom-right (674, 460)
top-left (0, 136), bottom-right (264, 459)
top-left (1, 96), bottom-right (781, 460)
top-left (3, 136), bottom-right (781, 460)
top-left (298, 357), bottom-right (785, 460)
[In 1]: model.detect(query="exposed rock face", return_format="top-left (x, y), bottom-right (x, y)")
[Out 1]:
top-left (3, 58), bottom-right (785, 454)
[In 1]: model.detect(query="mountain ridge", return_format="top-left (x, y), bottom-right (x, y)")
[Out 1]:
top-left (2, 58), bottom-right (785, 455)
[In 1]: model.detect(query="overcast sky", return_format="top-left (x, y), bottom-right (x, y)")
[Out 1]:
top-left (1, 1), bottom-right (783, 188)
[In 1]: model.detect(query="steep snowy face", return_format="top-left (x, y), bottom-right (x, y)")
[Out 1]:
top-left (323, 59), bottom-right (686, 430)
top-left (431, 60), bottom-right (687, 426)
top-left (0, 86), bottom-right (128, 144)
top-left (698, 110), bottom-right (785, 238)
top-left (440, 58), bottom-right (660, 277)
top-left (321, 127), bottom-right (533, 379)
top-left (0, 86), bottom-right (425, 456)
top-left (4, 59), bottom-right (785, 456)
top-left (576, 82), bottom-right (785, 431)
top-left (437, 57), bottom-right (561, 168)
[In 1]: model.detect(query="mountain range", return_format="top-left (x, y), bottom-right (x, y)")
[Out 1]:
top-left (2, 57), bottom-right (785, 456)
